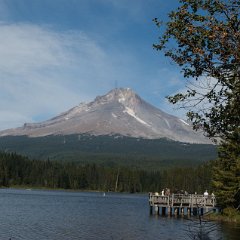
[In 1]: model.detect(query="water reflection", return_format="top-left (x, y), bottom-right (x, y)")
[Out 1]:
top-left (183, 218), bottom-right (222, 240)
top-left (0, 189), bottom-right (239, 240)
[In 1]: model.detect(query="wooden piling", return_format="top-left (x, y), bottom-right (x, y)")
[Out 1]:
top-left (149, 192), bottom-right (218, 217)
top-left (149, 205), bottom-right (153, 215)
top-left (162, 207), bottom-right (166, 216)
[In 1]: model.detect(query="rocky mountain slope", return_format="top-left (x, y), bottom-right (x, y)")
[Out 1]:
top-left (0, 88), bottom-right (210, 144)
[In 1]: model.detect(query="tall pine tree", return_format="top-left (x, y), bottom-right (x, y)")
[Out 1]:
top-left (212, 131), bottom-right (240, 208)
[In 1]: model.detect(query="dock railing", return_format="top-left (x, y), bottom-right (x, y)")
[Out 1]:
top-left (149, 192), bottom-right (217, 216)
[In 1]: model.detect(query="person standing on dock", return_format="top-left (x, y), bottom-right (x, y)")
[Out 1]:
top-left (204, 190), bottom-right (208, 197)
top-left (165, 188), bottom-right (170, 196)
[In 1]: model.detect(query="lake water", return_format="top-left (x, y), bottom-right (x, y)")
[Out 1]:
top-left (0, 189), bottom-right (239, 240)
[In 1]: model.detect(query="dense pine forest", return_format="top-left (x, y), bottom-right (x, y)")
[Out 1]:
top-left (0, 151), bottom-right (213, 194)
top-left (0, 135), bottom-right (217, 170)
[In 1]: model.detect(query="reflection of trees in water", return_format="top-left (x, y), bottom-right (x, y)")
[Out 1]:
top-left (182, 206), bottom-right (222, 240)
top-left (184, 212), bottom-right (222, 240)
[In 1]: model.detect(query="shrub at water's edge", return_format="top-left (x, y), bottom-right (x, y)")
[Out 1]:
top-left (205, 208), bottom-right (240, 224)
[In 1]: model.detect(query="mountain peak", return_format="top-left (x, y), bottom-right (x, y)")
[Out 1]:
top-left (0, 88), bottom-right (211, 144)
top-left (108, 87), bottom-right (135, 96)
top-left (95, 88), bottom-right (138, 102)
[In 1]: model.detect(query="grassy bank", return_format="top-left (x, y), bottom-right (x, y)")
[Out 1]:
top-left (205, 208), bottom-right (240, 224)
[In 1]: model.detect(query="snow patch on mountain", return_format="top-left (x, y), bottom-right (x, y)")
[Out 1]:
top-left (164, 119), bottom-right (171, 128)
top-left (123, 107), bottom-right (151, 127)
top-left (0, 88), bottom-right (211, 144)
top-left (179, 119), bottom-right (190, 126)
top-left (118, 97), bottom-right (126, 103)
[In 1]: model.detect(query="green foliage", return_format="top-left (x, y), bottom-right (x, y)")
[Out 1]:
top-left (154, 0), bottom-right (240, 209)
top-left (212, 131), bottom-right (240, 208)
top-left (153, 0), bottom-right (240, 139)
top-left (0, 135), bottom-right (217, 170)
top-left (223, 207), bottom-right (239, 218)
top-left (0, 151), bottom-right (214, 193)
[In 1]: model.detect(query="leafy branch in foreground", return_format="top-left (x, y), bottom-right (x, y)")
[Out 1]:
top-left (153, 0), bottom-right (240, 209)
top-left (153, 0), bottom-right (240, 140)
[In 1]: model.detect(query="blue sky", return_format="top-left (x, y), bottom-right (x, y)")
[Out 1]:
top-left (0, 0), bottom-right (188, 130)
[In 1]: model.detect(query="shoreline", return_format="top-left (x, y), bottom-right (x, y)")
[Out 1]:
top-left (203, 211), bottom-right (240, 224)
top-left (0, 185), bottom-right (107, 193)
top-left (0, 185), bottom-right (147, 195)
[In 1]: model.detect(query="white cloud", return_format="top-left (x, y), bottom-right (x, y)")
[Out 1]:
top-left (0, 19), bottom-right (192, 131)
top-left (0, 0), bottom-right (200, 133)
top-left (0, 22), bottom-right (116, 130)
top-left (0, 23), bottom-right (65, 73)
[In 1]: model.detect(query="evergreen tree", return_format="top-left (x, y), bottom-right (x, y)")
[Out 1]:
top-left (212, 131), bottom-right (240, 208)
top-left (153, 0), bottom-right (240, 208)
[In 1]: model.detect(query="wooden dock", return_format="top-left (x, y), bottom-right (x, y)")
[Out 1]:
top-left (149, 192), bottom-right (219, 216)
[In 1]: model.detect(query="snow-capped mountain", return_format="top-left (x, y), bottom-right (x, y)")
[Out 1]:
top-left (0, 88), bottom-right (210, 144)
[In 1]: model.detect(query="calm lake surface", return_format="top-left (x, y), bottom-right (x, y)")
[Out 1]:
top-left (0, 189), bottom-right (239, 240)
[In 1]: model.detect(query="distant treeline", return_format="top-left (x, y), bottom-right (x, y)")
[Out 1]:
top-left (0, 152), bottom-right (213, 193)
top-left (0, 135), bottom-right (217, 171)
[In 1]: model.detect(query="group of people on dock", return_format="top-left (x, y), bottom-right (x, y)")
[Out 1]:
top-left (161, 188), bottom-right (171, 196)
top-left (153, 188), bottom-right (215, 199)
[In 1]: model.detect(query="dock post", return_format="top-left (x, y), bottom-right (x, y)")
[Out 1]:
top-left (149, 206), bottom-right (153, 215)
top-left (193, 207), bottom-right (197, 216)
top-left (174, 207), bottom-right (180, 216)
top-left (162, 207), bottom-right (166, 216)
top-left (154, 206), bottom-right (159, 215)
top-left (168, 207), bottom-right (172, 217)
top-left (187, 207), bottom-right (191, 216)
top-left (181, 207), bottom-right (184, 216)
top-left (215, 207), bottom-right (221, 214)
top-left (205, 207), bottom-right (209, 214)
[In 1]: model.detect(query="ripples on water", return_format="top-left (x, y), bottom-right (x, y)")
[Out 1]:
top-left (0, 189), bottom-right (239, 240)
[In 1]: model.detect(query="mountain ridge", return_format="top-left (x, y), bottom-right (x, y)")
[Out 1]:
top-left (0, 88), bottom-right (211, 144)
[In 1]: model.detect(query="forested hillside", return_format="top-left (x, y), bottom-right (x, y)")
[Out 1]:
top-left (0, 135), bottom-right (217, 170)
top-left (0, 152), bottom-right (213, 193)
